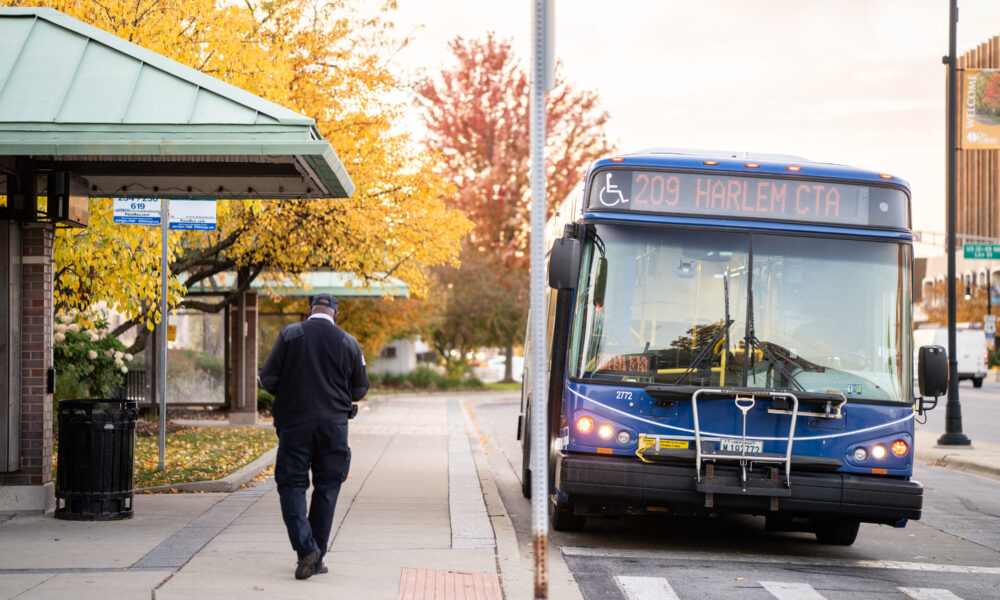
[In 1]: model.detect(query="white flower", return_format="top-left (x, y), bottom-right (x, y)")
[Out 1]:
top-left (114, 358), bottom-right (123, 367)
top-left (68, 324), bottom-right (81, 333)
top-left (124, 353), bottom-right (133, 362)
top-left (89, 333), bottom-right (99, 342)
top-left (120, 366), bottom-right (128, 373)
top-left (54, 332), bottom-right (65, 342)
top-left (59, 313), bottom-right (74, 324)
top-left (114, 351), bottom-right (123, 360)
top-left (105, 349), bottom-right (114, 357)
top-left (87, 350), bottom-right (98, 359)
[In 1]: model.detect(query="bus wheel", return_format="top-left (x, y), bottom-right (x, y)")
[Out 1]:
top-left (521, 411), bottom-right (532, 498)
top-left (551, 501), bottom-right (586, 532)
top-left (815, 518), bottom-right (860, 545)
top-left (973, 377), bottom-right (984, 388)
top-left (521, 452), bottom-right (532, 498)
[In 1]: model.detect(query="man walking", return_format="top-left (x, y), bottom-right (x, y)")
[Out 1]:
top-left (258, 293), bottom-right (369, 580)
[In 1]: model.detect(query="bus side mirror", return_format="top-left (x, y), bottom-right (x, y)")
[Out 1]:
top-left (917, 345), bottom-right (948, 414)
top-left (548, 238), bottom-right (580, 290)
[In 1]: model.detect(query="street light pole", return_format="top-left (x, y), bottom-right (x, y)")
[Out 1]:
top-left (939, 0), bottom-right (972, 447)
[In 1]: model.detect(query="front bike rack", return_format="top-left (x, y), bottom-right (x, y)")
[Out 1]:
top-left (691, 388), bottom-right (799, 509)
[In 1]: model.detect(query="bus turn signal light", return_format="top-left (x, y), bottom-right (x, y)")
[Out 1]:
top-left (891, 440), bottom-right (908, 457)
top-left (576, 415), bottom-right (594, 433)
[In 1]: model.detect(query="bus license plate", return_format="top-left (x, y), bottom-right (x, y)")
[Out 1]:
top-left (719, 438), bottom-right (763, 453)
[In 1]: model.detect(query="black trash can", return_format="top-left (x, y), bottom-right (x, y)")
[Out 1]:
top-left (55, 399), bottom-right (137, 520)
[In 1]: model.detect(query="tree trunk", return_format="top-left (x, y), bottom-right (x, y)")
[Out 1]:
top-left (503, 344), bottom-right (515, 383)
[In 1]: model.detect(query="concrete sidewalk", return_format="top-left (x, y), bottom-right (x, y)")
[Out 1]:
top-left (0, 392), bottom-right (579, 599)
top-left (915, 428), bottom-right (1000, 481)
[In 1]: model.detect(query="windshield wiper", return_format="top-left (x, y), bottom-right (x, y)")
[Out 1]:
top-left (674, 318), bottom-right (735, 385)
top-left (739, 244), bottom-right (803, 391)
top-left (744, 332), bottom-right (806, 391)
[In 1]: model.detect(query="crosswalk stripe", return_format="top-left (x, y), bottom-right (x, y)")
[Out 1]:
top-left (898, 588), bottom-right (964, 600)
top-left (760, 581), bottom-right (827, 600)
top-left (614, 576), bottom-right (680, 600)
top-left (560, 546), bottom-right (1000, 575)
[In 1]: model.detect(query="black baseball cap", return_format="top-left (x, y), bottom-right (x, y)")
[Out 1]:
top-left (310, 293), bottom-right (338, 309)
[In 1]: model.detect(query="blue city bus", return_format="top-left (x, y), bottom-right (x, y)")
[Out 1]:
top-left (519, 149), bottom-right (945, 545)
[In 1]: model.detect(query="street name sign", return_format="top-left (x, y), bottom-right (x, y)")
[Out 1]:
top-left (963, 243), bottom-right (1000, 259)
top-left (113, 198), bottom-right (217, 230)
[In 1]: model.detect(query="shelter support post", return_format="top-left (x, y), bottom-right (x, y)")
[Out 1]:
top-left (228, 289), bottom-right (258, 426)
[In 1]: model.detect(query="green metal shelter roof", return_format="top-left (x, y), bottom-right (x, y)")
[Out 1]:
top-left (0, 7), bottom-right (353, 199)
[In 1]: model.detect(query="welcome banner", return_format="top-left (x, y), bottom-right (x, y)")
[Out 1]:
top-left (961, 68), bottom-right (1000, 149)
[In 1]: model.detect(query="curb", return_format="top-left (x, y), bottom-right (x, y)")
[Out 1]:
top-left (460, 399), bottom-right (584, 600)
top-left (915, 447), bottom-right (1000, 481)
top-left (137, 446), bottom-right (278, 494)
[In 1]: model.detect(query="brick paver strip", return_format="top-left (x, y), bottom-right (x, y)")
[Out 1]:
top-left (398, 568), bottom-right (501, 600)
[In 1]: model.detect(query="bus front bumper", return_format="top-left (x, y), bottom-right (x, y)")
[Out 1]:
top-left (556, 453), bottom-right (922, 524)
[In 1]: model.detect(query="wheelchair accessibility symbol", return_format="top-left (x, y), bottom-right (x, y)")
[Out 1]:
top-left (598, 172), bottom-right (628, 207)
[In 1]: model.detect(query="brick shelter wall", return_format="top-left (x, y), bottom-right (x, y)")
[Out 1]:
top-left (0, 224), bottom-right (53, 486)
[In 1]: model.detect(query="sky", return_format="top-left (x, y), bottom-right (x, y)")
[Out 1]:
top-left (387, 0), bottom-right (1000, 242)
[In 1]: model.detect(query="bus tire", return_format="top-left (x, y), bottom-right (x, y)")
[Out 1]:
top-left (551, 501), bottom-right (586, 532)
top-left (815, 518), bottom-right (860, 545)
top-left (521, 408), bottom-right (532, 498)
top-left (973, 377), bottom-right (984, 388)
top-left (521, 450), bottom-right (532, 498)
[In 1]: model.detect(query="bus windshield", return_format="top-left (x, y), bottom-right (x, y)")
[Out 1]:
top-left (568, 224), bottom-right (912, 403)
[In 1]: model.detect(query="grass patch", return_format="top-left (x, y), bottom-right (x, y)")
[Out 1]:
top-left (484, 381), bottom-right (522, 392)
top-left (134, 427), bottom-right (276, 488)
top-left (52, 427), bottom-right (277, 490)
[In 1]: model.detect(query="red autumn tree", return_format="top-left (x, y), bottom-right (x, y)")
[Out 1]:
top-left (416, 33), bottom-right (613, 380)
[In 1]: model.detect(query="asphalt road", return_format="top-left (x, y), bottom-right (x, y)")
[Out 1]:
top-left (469, 395), bottom-right (1000, 599)
top-left (915, 379), bottom-right (1000, 443)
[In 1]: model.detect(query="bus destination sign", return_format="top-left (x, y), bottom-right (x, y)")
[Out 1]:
top-left (588, 169), bottom-right (907, 228)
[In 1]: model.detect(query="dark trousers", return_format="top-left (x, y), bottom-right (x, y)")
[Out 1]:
top-left (275, 418), bottom-right (351, 560)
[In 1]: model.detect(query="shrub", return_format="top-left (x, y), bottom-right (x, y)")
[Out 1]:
top-left (463, 376), bottom-right (485, 388)
top-left (408, 366), bottom-right (438, 388)
top-left (258, 389), bottom-right (275, 412)
top-left (53, 308), bottom-right (133, 400)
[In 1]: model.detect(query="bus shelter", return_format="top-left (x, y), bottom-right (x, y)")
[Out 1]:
top-left (0, 7), bottom-right (354, 512)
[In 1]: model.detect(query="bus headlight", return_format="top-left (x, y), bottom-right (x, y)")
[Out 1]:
top-left (853, 447), bottom-right (868, 462)
top-left (872, 444), bottom-right (887, 460)
top-left (617, 431), bottom-right (631, 445)
top-left (576, 416), bottom-right (594, 433)
top-left (598, 424), bottom-right (614, 439)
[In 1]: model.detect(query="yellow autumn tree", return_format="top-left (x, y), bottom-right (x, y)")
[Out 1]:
top-left (6, 0), bottom-right (471, 353)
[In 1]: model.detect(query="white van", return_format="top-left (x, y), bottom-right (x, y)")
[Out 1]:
top-left (913, 327), bottom-right (989, 387)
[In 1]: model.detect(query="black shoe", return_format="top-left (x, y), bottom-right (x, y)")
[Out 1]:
top-left (314, 563), bottom-right (328, 575)
top-left (295, 549), bottom-right (321, 580)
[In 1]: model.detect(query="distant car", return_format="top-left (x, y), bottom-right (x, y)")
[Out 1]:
top-left (486, 356), bottom-right (524, 381)
top-left (913, 327), bottom-right (989, 387)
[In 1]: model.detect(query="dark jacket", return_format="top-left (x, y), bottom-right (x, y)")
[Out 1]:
top-left (258, 316), bottom-right (369, 428)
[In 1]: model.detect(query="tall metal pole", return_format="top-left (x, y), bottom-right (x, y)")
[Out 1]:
top-left (158, 198), bottom-right (170, 469)
top-left (939, 0), bottom-right (972, 446)
top-left (530, 1), bottom-right (554, 598)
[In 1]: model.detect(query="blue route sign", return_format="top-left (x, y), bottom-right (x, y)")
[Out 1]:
top-left (113, 198), bottom-right (216, 230)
